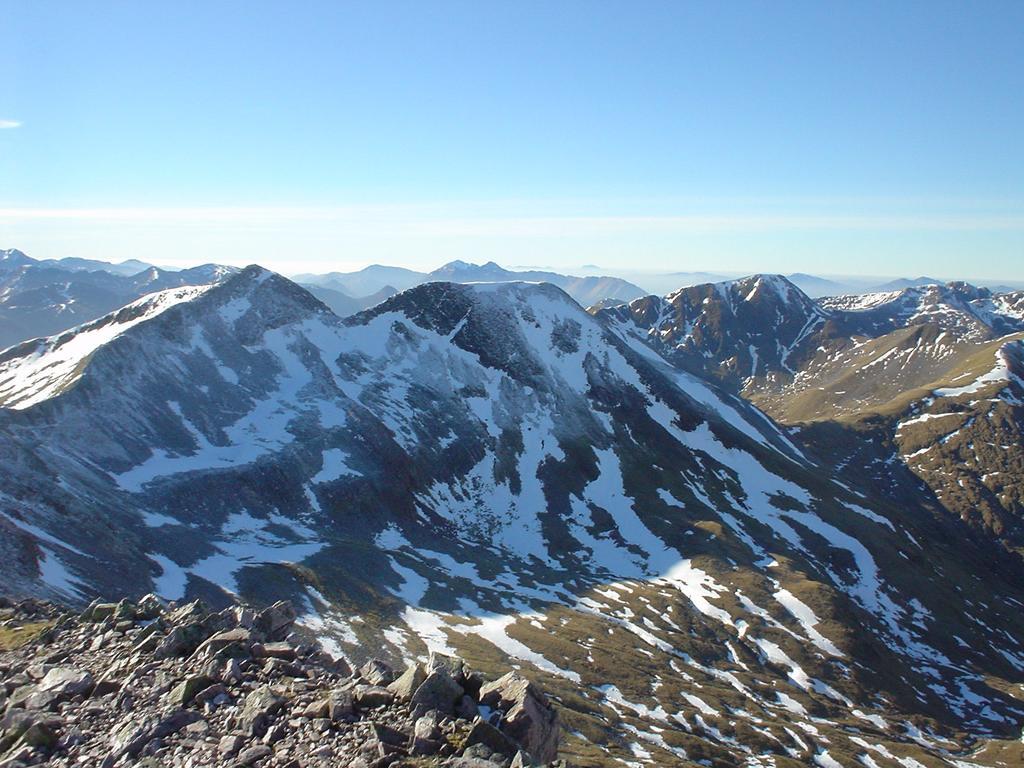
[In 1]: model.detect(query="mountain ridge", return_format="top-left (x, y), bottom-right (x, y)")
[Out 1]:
top-left (1, 266), bottom-right (1023, 764)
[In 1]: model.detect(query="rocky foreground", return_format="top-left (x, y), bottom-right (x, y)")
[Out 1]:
top-left (0, 597), bottom-right (563, 768)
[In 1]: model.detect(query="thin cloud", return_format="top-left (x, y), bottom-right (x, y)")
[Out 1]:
top-left (0, 120), bottom-right (21, 129)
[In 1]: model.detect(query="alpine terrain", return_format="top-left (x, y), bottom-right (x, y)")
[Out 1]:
top-left (0, 267), bottom-right (1023, 766)
top-left (596, 275), bottom-right (1024, 562)
top-left (0, 249), bottom-right (237, 350)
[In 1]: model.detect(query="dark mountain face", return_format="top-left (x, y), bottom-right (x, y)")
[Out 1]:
top-left (819, 281), bottom-right (1023, 340)
top-left (601, 276), bottom-right (1024, 398)
top-left (0, 249), bottom-right (36, 271)
top-left (0, 258), bottom-right (238, 350)
top-left (1, 268), bottom-right (1023, 765)
top-left (599, 275), bottom-right (829, 390)
top-left (597, 274), bottom-right (1024, 567)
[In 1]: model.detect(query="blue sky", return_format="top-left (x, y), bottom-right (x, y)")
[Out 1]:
top-left (1, 1), bottom-right (1022, 279)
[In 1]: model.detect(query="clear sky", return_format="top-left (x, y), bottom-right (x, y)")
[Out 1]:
top-left (1, 1), bottom-right (1022, 279)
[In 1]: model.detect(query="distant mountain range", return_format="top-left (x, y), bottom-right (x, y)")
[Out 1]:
top-left (294, 260), bottom-right (648, 307)
top-left (0, 249), bottom-right (238, 349)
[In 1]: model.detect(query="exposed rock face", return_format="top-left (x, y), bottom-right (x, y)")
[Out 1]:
top-left (0, 597), bottom-right (563, 767)
top-left (478, 673), bottom-right (559, 764)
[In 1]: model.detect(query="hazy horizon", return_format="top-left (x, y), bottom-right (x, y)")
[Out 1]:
top-left (8, 245), bottom-right (1024, 295)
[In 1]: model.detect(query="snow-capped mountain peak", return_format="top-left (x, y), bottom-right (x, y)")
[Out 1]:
top-left (0, 284), bottom-right (215, 409)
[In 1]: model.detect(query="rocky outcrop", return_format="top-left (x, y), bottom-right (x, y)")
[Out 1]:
top-left (0, 597), bottom-right (564, 767)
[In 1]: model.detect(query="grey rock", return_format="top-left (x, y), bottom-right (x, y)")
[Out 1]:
top-left (359, 658), bottom-right (395, 686)
top-left (354, 684), bottom-right (394, 709)
top-left (387, 663), bottom-right (427, 700)
top-left (327, 687), bottom-right (354, 720)
top-left (252, 601), bottom-right (296, 641)
top-left (235, 743), bottom-right (272, 765)
top-left (465, 718), bottom-right (519, 757)
top-left (107, 709), bottom-right (202, 760)
top-left (166, 674), bottom-right (213, 705)
top-left (410, 670), bottom-right (464, 715)
top-left (239, 685), bottom-right (285, 736)
top-left (478, 672), bottom-right (559, 764)
top-left (37, 666), bottom-right (94, 699)
top-left (427, 651), bottom-right (466, 683)
top-left (219, 733), bottom-right (246, 756)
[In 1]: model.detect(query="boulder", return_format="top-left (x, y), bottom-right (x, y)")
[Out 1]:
top-left (465, 717), bottom-right (519, 756)
top-left (239, 685), bottom-right (286, 736)
top-left (235, 743), bottom-right (272, 765)
top-left (387, 663), bottom-right (426, 700)
top-left (37, 667), bottom-right (94, 700)
top-left (354, 684), bottom-right (394, 709)
top-left (167, 674), bottom-right (214, 706)
top-left (192, 628), bottom-right (252, 660)
top-left (410, 670), bottom-right (464, 715)
top-left (426, 651), bottom-right (466, 683)
top-left (478, 672), bottom-right (559, 763)
top-left (107, 709), bottom-right (202, 760)
top-left (359, 658), bottom-right (395, 686)
top-left (253, 601), bottom-right (296, 641)
top-left (153, 623), bottom-right (210, 659)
